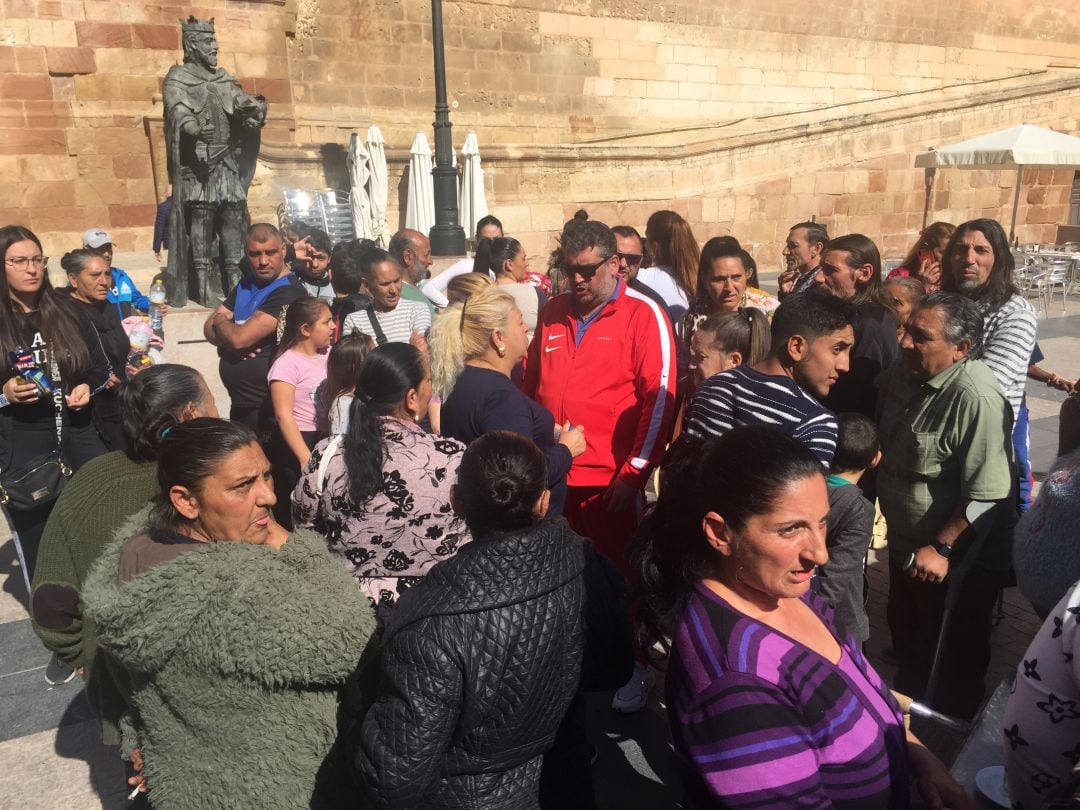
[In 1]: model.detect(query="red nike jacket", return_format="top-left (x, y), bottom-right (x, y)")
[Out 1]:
top-left (522, 281), bottom-right (677, 490)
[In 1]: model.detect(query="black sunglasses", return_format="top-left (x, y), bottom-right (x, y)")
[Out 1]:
top-left (563, 256), bottom-right (613, 280)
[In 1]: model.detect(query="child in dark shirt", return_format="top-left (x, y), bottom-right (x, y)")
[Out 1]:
top-left (814, 412), bottom-right (880, 643)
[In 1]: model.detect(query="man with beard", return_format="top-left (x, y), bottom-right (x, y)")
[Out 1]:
top-left (388, 228), bottom-right (436, 318)
top-left (941, 218), bottom-right (1037, 508)
top-left (778, 220), bottom-right (828, 300)
top-left (814, 233), bottom-right (899, 419)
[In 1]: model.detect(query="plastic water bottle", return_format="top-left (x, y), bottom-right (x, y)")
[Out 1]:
top-left (148, 277), bottom-right (167, 331)
top-left (126, 318), bottom-right (155, 377)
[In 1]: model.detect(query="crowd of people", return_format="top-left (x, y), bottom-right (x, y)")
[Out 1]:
top-left (3, 207), bottom-right (1079, 808)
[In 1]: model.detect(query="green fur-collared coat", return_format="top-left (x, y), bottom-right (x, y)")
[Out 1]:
top-left (83, 513), bottom-right (375, 809)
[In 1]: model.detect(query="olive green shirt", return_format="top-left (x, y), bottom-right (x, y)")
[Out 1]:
top-left (401, 281), bottom-right (435, 317)
top-left (877, 357), bottom-right (1015, 569)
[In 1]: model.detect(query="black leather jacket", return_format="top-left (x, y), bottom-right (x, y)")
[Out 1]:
top-left (355, 520), bottom-right (587, 809)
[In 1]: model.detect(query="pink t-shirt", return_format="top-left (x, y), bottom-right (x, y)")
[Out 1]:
top-left (268, 349), bottom-right (329, 432)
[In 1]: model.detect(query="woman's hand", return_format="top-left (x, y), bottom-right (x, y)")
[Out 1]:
top-left (127, 747), bottom-right (147, 796)
top-left (557, 421), bottom-right (587, 458)
top-left (65, 384), bottom-right (90, 410)
top-left (409, 330), bottom-right (429, 356)
top-left (3, 376), bottom-right (41, 404)
top-left (266, 520), bottom-right (289, 549)
top-left (916, 256), bottom-right (942, 289)
top-left (908, 735), bottom-right (975, 810)
top-left (1046, 372), bottom-right (1076, 394)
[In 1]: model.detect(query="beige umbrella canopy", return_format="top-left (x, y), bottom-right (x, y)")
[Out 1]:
top-left (405, 132), bottom-right (436, 237)
top-left (347, 133), bottom-right (373, 241)
top-left (915, 124), bottom-right (1080, 240)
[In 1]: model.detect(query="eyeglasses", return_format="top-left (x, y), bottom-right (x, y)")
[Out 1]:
top-left (563, 256), bottom-right (613, 280)
top-left (5, 256), bottom-right (48, 270)
top-left (617, 252), bottom-right (643, 270)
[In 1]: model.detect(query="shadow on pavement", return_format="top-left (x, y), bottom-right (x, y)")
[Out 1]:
top-left (0, 537), bottom-right (30, 613)
top-left (587, 691), bottom-right (682, 809)
top-left (53, 701), bottom-right (129, 809)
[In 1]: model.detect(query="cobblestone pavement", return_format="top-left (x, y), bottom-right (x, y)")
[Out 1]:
top-left (1, 280), bottom-right (1076, 808)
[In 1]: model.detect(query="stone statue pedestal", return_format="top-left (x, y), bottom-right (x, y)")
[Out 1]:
top-left (158, 303), bottom-right (232, 415)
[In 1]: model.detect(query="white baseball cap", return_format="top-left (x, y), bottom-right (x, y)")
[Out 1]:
top-left (82, 228), bottom-right (113, 249)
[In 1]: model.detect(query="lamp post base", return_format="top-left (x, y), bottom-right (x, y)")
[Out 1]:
top-left (430, 223), bottom-right (466, 256)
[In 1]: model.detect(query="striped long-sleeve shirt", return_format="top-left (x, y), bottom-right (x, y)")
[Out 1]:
top-left (683, 365), bottom-right (838, 468)
top-left (977, 293), bottom-right (1037, 423)
top-left (667, 584), bottom-right (911, 809)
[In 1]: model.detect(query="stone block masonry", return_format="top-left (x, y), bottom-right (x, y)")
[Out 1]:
top-left (1, 0), bottom-right (1079, 264)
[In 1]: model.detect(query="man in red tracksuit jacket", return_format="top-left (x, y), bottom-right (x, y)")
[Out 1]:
top-left (523, 218), bottom-right (677, 576)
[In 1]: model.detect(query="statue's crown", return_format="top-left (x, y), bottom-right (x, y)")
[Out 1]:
top-left (180, 16), bottom-right (215, 35)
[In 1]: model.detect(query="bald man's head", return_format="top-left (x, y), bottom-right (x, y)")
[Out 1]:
top-left (389, 228), bottom-right (433, 284)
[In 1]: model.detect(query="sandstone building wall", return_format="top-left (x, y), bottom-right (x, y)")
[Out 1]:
top-left (2, 0), bottom-right (1079, 266)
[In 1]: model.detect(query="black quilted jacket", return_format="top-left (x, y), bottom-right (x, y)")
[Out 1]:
top-left (355, 520), bottom-right (586, 809)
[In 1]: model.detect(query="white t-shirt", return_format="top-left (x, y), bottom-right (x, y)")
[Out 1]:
top-left (420, 258), bottom-right (477, 308)
top-left (329, 393), bottom-right (353, 435)
top-left (341, 299), bottom-right (431, 345)
top-left (637, 265), bottom-right (690, 319)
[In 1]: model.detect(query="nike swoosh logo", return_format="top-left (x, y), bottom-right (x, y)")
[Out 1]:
top-left (547, 333), bottom-right (564, 340)
top-left (545, 345), bottom-right (561, 353)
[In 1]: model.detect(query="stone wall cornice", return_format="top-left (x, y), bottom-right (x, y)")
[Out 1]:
top-left (262, 70), bottom-right (1080, 170)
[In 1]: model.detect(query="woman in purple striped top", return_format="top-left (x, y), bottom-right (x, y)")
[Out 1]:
top-left (636, 428), bottom-right (973, 809)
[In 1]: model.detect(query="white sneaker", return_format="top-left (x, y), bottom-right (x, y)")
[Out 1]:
top-left (611, 663), bottom-right (655, 713)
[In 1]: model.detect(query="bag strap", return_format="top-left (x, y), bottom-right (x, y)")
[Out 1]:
top-left (316, 434), bottom-right (343, 497)
top-left (51, 360), bottom-right (63, 449)
top-left (364, 306), bottom-right (388, 345)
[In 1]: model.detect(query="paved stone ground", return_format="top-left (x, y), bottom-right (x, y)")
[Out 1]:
top-left (0, 271), bottom-right (1075, 808)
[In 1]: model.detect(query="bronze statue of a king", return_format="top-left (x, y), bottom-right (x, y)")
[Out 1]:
top-left (164, 17), bottom-right (267, 306)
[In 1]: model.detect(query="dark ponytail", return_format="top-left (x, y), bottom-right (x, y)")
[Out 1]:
top-left (696, 308), bottom-right (771, 366)
top-left (633, 426), bottom-right (823, 648)
top-left (344, 343), bottom-right (427, 505)
top-left (472, 236), bottom-right (522, 280)
top-left (119, 364), bottom-right (210, 461)
top-left (454, 431), bottom-right (546, 537)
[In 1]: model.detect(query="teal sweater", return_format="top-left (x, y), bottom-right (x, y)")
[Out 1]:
top-left (31, 451), bottom-right (158, 744)
top-left (83, 516), bottom-right (376, 809)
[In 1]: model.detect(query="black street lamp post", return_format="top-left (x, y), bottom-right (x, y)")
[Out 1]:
top-left (428, 0), bottom-right (466, 255)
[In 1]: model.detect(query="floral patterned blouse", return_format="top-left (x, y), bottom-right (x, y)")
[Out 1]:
top-left (291, 416), bottom-right (468, 614)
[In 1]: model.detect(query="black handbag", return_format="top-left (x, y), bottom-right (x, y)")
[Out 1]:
top-left (0, 387), bottom-right (72, 511)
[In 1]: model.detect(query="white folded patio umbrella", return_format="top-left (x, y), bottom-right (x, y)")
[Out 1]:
top-left (365, 125), bottom-right (392, 248)
top-left (459, 131), bottom-right (489, 241)
top-left (915, 123), bottom-right (1080, 240)
top-left (405, 132), bottom-right (436, 237)
top-left (347, 133), bottom-right (373, 240)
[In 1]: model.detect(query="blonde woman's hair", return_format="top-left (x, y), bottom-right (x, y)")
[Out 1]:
top-left (430, 286), bottom-right (517, 399)
top-left (446, 272), bottom-right (493, 305)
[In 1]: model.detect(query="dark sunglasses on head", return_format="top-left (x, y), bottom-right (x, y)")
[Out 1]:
top-left (563, 256), bottom-right (613, 280)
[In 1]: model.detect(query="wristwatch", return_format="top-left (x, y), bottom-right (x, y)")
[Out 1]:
top-left (932, 541), bottom-right (953, 559)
